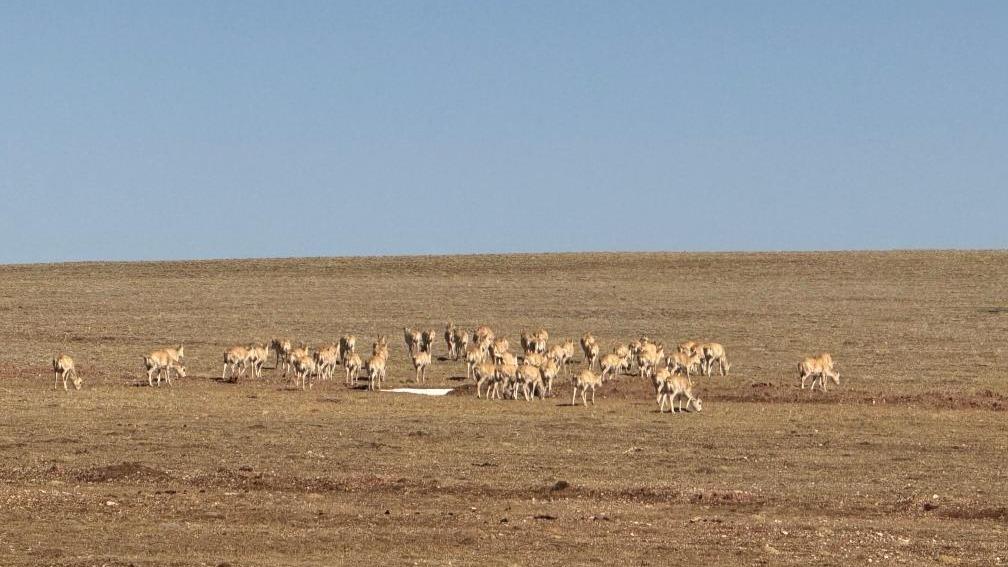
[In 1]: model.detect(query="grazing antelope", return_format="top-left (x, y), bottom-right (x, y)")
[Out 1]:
top-left (52, 354), bottom-right (82, 391)
top-left (799, 353), bottom-right (839, 391)
top-left (701, 342), bottom-right (730, 377)
top-left (412, 350), bottom-right (432, 383)
top-left (366, 352), bottom-right (388, 391)
top-left (270, 338), bottom-right (292, 369)
top-left (539, 359), bottom-right (560, 396)
top-left (571, 369), bottom-right (602, 407)
top-left (599, 353), bottom-right (622, 382)
top-left (247, 344), bottom-right (269, 379)
top-left (223, 346), bottom-right (251, 382)
top-left (344, 352), bottom-right (363, 386)
top-left (657, 374), bottom-right (703, 413)
top-left (473, 361), bottom-right (498, 399)
top-left (144, 350), bottom-right (185, 387)
top-left (403, 327), bottom-right (422, 356)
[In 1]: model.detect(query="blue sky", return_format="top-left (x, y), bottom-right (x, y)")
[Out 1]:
top-left (2, 1), bottom-right (1006, 263)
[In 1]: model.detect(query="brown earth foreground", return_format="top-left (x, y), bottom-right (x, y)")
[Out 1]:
top-left (1, 251), bottom-right (1006, 566)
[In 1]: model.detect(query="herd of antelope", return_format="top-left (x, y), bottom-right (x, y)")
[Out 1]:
top-left (50, 322), bottom-right (841, 413)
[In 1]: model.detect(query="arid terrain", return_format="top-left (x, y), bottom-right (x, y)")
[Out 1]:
top-left (1, 251), bottom-right (1006, 566)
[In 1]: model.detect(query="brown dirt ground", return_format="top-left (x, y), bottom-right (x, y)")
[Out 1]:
top-left (1, 251), bottom-right (1006, 566)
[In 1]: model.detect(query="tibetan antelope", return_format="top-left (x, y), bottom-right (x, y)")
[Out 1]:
top-left (701, 342), bottom-right (730, 377)
top-left (247, 344), bottom-right (269, 378)
top-left (599, 353), bottom-right (622, 382)
top-left (668, 350), bottom-right (703, 379)
top-left (473, 361), bottom-right (498, 399)
top-left (517, 364), bottom-right (545, 400)
top-left (314, 344), bottom-right (340, 380)
top-left (144, 350), bottom-right (185, 387)
top-left (52, 354), bottom-right (82, 391)
top-left (799, 353), bottom-right (839, 392)
top-left (291, 351), bottom-right (318, 390)
top-left (532, 328), bottom-right (549, 354)
top-left (523, 352), bottom-right (546, 368)
top-left (403, 327), bottom-right (422, 356)
top-left (465, 343), bottom-right (485, 381)
top-left (580, 333), bottom-right (598, 368)
top-left (677, 340), bottom-right (698, 356)
top-left (366, 352), bottom-right (388, 391)
top-left (412, 350), bottom-right (432, 383)
top-left (339, 335), bottom-right (357, 359)
top-left (657, 374), bottom-right (703, 413)
top-left (571, 369), bottom-right (602, 407)
top-left (452, 327), bottom-right (469, 361)
top-left (444, 322), bottom-right (458, 359)
top-left (539, 359), bottom-right (560, 396)
top-left (270, 338), bottom-right (292, 369)
top-left (420, 329), bottom-right (436, 355)
top-left (223, 345), bottom-right (251, 382)
top-left (164, 344), bottom-right (184, 367)
top-left (490, 337), bottom-right (510, 364)
top-left (495, 363), bottom-right (519, 400)
top-left (344, 352), bottom-right (363, 386)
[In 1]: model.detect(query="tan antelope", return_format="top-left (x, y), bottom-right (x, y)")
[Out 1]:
top-left (580, 333), bottom-right (598, 368)
top-left (599, 353), bottom-right (623, 382)
top-left (613, 344), bottom-right (632, 371)
top-left (532, 328), bottom-right (549, 354)
top-left (490, 336), bottom-right (510, 364)
top-left (499, 351), bottom-right (519, 368)
top-left (668, 350), bottom-right (703, 380)
top-left (52, 354), bottom-right (82, 391)
top-left (339, 335), bottom-right (357, 359)
top-left (539, 359), bottom-right (560, 396)
top-left (314, 344), bottom-right (340, 380)
top-left (571, 369), bottom-right (602, 407)
top-left (451, 327), bottom-right (469, 361)
top-left (366, 352), bottom-right (388, 391)
top-left (144, 350), bottom-right (185, 387)
top-left (700, 342), bottom-right (730, 377)
top-left (444, 322), bottom-right (458, 359)
top-left (473, 361), bottom-right (498, 399)
top-left (270, 338), bottom-right (292, 369)
top-left (677, 340), bottom-right (698, 356)
top-left (651, 367), bottom-right (672, 401)
top-left (473, 325), bottom-right (495, 357)
top-left (465, 343), bottom-right (486, 381)
top-left (495, 363), bottom-right (519, 400)
top-left (799, 353), bottom-right (839, 391)
top-left (223, 345), bottom-right (251, 382)
top-left (247, 344), bottom-right (269, 378)
top-left (403, 327), bottom-right (422, 355)
top-left (657, 374), bottom-right (703, 413)
top-left (344, 352), bottom-right (363, 386)
top-left (412, 350), bottom-right (432, 383)
top-left (520, 330), bottom-right (535, 356)
top-left (523, 352), bottom-right (546, 368)
top-left (420, 329), bottom-right (436, 355)
top-left (291, 351), bottom-right (318, 390)
top-left (517, 364), bottom-right (545, 400)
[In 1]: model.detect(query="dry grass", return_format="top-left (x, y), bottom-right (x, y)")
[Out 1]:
top-left (1, 251), bottom-right (1006, 565)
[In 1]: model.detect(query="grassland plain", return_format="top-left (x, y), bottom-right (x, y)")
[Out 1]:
top-left (1, 251), bottom-right (1006, 566)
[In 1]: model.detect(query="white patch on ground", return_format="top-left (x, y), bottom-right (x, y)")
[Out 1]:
top-left (382, 388), bottom-right (454, 396)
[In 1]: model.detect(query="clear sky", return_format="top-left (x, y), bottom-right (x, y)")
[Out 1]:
top-left (2, 2), bottom-right (1006, 263)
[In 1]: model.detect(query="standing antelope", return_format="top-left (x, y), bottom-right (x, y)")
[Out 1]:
top-left (314, 344), bottom-right (340, 380)
top-left (52, 354), bottom-right (82, 391)
top-left (403, 327), bottom-right (422, 355)
top-left (420, 329), bottom-right (436, 355)
top-left (339, 335), bottom-right (357, 359)
top-left (451, 327), bottom-right (469, 361)
top-left (366, 352), bottom-right (387, 391)
top-left (465, 343), bottom-right (485, 381)
top-left (571, 369), bottom-right (602, 407)
top-left (144, 350), bottom-right (185, 387)
top-left (599, 353), bottom-right (622, 382)
top-left (246, 344), bottom-right (269, 379)
top-left (270, 338), bottom-right (292, 369)
top-left (412, 350), bottom-right (432, 383)
top-left (668, 350), bottom-right (703, 380)
top-left (539, 359), bottom-right (560, 396)
top-left (444, 322), bottom-right (458, 359)
top-left (490, 337), bottom-right (510, 364)
top-left (223, 346), bottom-right (251, 382)
top-left (344, 352), bottom-right (363, 386)
top-left (473, 360), bottom-right (497, 399)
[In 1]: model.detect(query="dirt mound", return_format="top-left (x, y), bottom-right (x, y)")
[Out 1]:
top-left (78, 462), bottom-right (171, 483)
